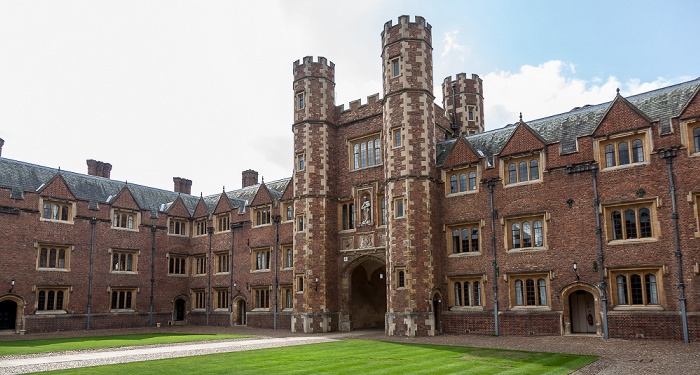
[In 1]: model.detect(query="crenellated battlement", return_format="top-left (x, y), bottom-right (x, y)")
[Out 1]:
top-left (381, 15), bottom-right (432, 47)
top-left (293, 56), bottom-right (335, 82)
top-left (337, 93), bottom-right (382, 113)
top-left (442, 73), bottom-right (485, 135)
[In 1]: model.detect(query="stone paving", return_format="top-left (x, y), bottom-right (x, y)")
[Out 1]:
top-left (0, 326), bottom-right (697, 374)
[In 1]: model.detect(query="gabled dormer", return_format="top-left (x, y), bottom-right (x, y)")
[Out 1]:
top-left (212, 192), bottom-right (233, 234)
top-left (498, 120), bottom-right (547, 187)
top-left (110, 185), bottom-right (141, 231)
top-left (38, 172), bottom-right (77, 224)
top-left (250, 181), bottom-right (273, 227)
top-left (678, 84), bottom-right (700, 156)
top-left (593, 92), bottom-right (654, 171)
top-left (279, 177), bottom-right (294, 222)
top-left (441, 137), bottom-right (482, 195)
top-left (165, 195), bottom-right (191, 237)
top-left (192, 195), bottom-right (212, 237)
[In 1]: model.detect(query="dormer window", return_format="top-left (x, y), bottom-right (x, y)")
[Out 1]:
top-left (40, 198), bottom-right (74, 223)
top-left (597, 130), bottom-right (651, 170)
top-left (112, 209), bottom-right (139, 231)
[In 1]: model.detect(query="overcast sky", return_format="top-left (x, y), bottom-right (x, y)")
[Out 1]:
top-left (1, 1), bottom-right (698, 195)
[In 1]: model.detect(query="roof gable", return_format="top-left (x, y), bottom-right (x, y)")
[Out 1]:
top-left (38, 173), bottom-right (76, 201)
top-left (110, 186), bottom-right (140, 210)
top-left (280, 176), bottom-right (294, 201)
top-left (250, 182), bottom-right (273, 206)
top-left (193, 196), bottom-right (211, 218)
top-left (166, 196), bottom-right (192, 218)
top-left (499, 122), bottom-right (547, 157)
top-left (593, 94), bottom-right (653, 137)
top-left (213, 192), bottom-right (233, 214)
top-left (679, 85), bottom-right (700, 119)
top-left (441, 137), bottom-right (480, 168)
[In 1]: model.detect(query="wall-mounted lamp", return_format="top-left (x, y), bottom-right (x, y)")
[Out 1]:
top-left (566, 199), bottom-right (574, 208)
top-left (9, 280), bottom-right (15, 294)
top-left (379, 273), bottom-right (383, 280)
top-left (573, 262), bottom-right (579, 280)
top-left (636, 189), bottom-right (646, 198)
top-left (315, 276), bottom-right (319, 291)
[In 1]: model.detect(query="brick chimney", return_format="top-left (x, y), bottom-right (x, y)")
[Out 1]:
top-left (0, 138), bottom-right (4, 157)
top-left (242, 169), bottom-right (259, 188)
top-left (86, 159), bottom-right (112, 179)
top-left (173, 177), bottom-right (192, 195)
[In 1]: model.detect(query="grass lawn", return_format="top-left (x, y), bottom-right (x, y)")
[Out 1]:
top-left (0, 333), bottom-right (254, 356)
top-left (47, 340), bottom-right (598, 374)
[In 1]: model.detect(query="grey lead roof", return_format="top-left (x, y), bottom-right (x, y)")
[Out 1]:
top-left (0, 157), bottom-right (291, 217)
top-left (438, 77), bottom-right (700, 163)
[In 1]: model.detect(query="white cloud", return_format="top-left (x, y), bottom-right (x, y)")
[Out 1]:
top-left (482, 61), bottom-right (682, 130)
top-left (441, 30), bottom-right (468, 62)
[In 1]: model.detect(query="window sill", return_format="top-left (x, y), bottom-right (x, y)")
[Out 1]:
top-left (215, 230), bottom-right (231, 234)
top-left (35, 310), bottom-right (67, 315)
top-left (252, 224), bottom-right (272, 228)
top-left (606, 238), bottom-right (657, 246)
top-left (110, 309), bottom-right (135, 313)
top-left (168, 273), bottom-right (188, 277)
top-left (282, 267), bottom-right (293, 271)
top-left (252, 308), bottom-right (270, 312)
top-left (111, 227), bottom-right (139, 232)
top-left (214, 308), bottom-right (229, 312)
top-left (611, 305), bottom-right (664, 311)
top-left (601, 161), bottom-right (650, 172)
top-left (504, 179), bottom-right (541, 188)
top-left (167, 234), bottom-right (188, 238)
top-left (37, 268), bottom-right (70, 272)
top-left (251, 269), bottom-right (271, 273)
top-left (449, 306), bottom-right (484, 312)
top-left (193, 274), bottom-right (207, 277)
top-left (506, 246), bottom-right (547, 254)
top-left (40, 218), bottom-right (74, 224)
top-left (338, 229), bottom-right (356, 234)
top-left (350, 165), bottom-right (383, 173)
top-left (449, 252), bottom-right (482, 258)
top-left (110, 271), bottom-right (138, 275)
top-left (510, 306), bottom-right (551, 312)
top-left (215, 272), bottom-right (230, 275)
top-left (282, 308), bottom-right (293, 312)
top-left (446, 190), bottom-right (478, 197)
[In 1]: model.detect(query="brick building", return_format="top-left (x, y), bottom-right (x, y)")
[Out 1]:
top-left (1, 15), bottom-right (699, 341)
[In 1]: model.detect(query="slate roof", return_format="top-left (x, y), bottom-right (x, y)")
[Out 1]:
top-left (0, 157), bottom-right (291, 216)
top-left (438, 77), bottom-right (700, 163)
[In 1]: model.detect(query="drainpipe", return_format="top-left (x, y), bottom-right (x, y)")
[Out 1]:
top-left (487, 179), bottom-right (499, 336)
top-left (87, 218), bottom-right (96, 331)
top-left (660, 150), bottom-right (689, 343)
top-left (274, 215), bottom-right (281, 330)
top-left (591, 167), bottom-right (610, 339)
top-left (229, 222), bottom-right (243, 326)
top-left (150, 226), bottom-right (156, 328)
top-left (207, 226), bottom-right (214, 326)
top-left (451, 83), bottom-right (458, 137)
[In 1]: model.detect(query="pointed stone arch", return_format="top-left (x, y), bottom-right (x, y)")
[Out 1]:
top-left (560, 282), bottom-right (603, 336)
top-left (232, 295), bottom-right (248, 326)
top-left (339, 254), bottom-right (386, 331)
top-left (0, 294), bottom-right (25, 333)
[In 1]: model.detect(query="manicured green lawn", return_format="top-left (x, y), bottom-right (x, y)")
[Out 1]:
top-left (47, 340), bottom-right (598, 374)
top-left (0, 333), bottom-right (253, 355)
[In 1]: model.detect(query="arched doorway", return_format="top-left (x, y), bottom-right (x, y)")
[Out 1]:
top-left (349, 260), bottom-right (386, 330)
top-left (237, 299), bottom-right (246, 325)
top-left (0, 300), bottom-right (17, 330)
top-left (570, 291), bottom-right (596, 333)
top-left (174, 299), bottom-right (186, 322)
top-left (432, 290), bottom-right (442, 333)
top-left (561, 282), bottom-right (602, 336)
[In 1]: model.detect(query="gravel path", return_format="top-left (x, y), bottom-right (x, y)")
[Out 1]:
top-left (0, 326), bottom-right (697, 374)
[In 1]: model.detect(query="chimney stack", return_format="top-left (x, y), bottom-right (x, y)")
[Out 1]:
top-left (86, 159), bottom-right (112, 179)
top-left (173, 177), bottom-right (192, 195)
top-left (0, 138), bottom-right (4, 157)
top-left (242, 169), bottom-right (259, 188)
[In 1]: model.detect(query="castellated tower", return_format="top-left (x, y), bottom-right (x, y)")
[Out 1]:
top-left (291, 56), bottom-right (339, 333)
top-left (442, 73), bottom-right (485, 135)
top-left (381, 15), bottom-right (442, 336)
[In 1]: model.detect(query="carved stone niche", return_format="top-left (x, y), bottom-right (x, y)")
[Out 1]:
top-left (358, 233), bottom-right (374, 249)
top-left (355, 186), bottom-right (374, 227)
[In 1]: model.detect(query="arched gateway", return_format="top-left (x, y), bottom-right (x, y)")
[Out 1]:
top-left (561, 282), bottom-right (602, 335)
top-left (339, 255), bottom-right (386, 331)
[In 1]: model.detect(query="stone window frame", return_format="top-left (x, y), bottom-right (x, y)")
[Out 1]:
top-left (506, 271), bottom-right (552, 310)
top-left (251, 247), bottom-right (271, 272)
top-left (688, 191), bottom-right (700, 238)
top-left (338, 199), bottom-right (355, 232)
top-left (167, 254), bottom-right (187, 276)
top-left (502, 212), bottom-right (549, 252)
top-left (378, 195), bottom-right (386, 226)
top-left (34, 286), bottom-right (71, 313)
top-left (215, 251), bottom-right (230, 274)
top-left (192, 289), bottom-right (206, 310)
top-left (39, 197), bottom-right (75, 224)
top-left (167, 217), bottom-right (188, 236)
top-left (467, 105), bottom-right (475, 121)
top-left (193, 255), bottom-right (207, 276)
top-left (194, 218), bottom-right (208, 237)
top-left (297, 152), bottom-right (305, 171)
top-left (444, 165), bottom-right (479, 196)
top-left (252, 205), bottom-right (272, 227)
top-left (296, 215), bottom-right (305, 232)
top-left (601, 198), bottom-right (660, 245)
top-left (448, 275), bottom-right (485, 311)
top-left (394, 196), bottom-right (405, 219)
top-left (111, 208), bottom-right (140, 231)
top-left (109, 248), bottom-right (139, 274)
top-left (446, 220), bottom-right (482, 256)
top-left (36, 242), bottom-right (72, 272)
top-left (348, 133), bottom-right (382, 171)
top-left (296, 274), bottom-right (305, 293)
top-left (680, 117), bottom-right (700, 157)
top-left (595, 129), bottom-right (652, 171)
top-left (215, 213), bottom-right (230, 233)
top-left (282, 202), bottom-right (294, 222)
top-left (109, 287), bottom-right (137, 312)
top-left (281, 285), bottom-right (293, 311)
top-left (394, 266), bottom-right (406, 289)
top-left (390, 56), bottom-right (400, 78)
top-left (500, 152), bottom-right (544, 187)
top-left (252, 286), bottom-right (270, 310)
top-left (392, 127), bottom-right (402, 148)
top-left (607, 266), bottom-right (665, 310)
top-left (214, 287), bottom-right (229, 310)
top-left (282, 245), bottom-right (293, 269)
top-left (297, 91), bottom-right (304, 110)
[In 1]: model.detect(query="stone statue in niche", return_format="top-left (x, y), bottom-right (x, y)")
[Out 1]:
top-left (361, 195), bottom-right (371, 225)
